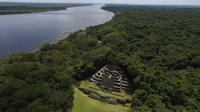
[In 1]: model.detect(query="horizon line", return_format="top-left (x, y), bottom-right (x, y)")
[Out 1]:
top-left (0, 1), bottom-right (200, 6)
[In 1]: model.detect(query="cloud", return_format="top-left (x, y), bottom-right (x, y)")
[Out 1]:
top-left (0, 0), bottom-right (200, 5)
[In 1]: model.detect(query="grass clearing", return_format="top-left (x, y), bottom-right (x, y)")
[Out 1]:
top-left (79, 80), bottom-right (132, 100)
top-left (71, 87), bottom-right (130, 112)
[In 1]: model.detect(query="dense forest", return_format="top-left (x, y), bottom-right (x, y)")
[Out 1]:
top-left (0, 5), bottom-right (200, 112)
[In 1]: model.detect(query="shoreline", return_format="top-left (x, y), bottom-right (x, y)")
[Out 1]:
top-left (0, 9), bottom-right (62, 15)
top-left (30, 5), bottom-right (115, 53)
top-left (0, 3), bottom-right (91, 15)
top-left (0, 4), bottom-right (115, 59)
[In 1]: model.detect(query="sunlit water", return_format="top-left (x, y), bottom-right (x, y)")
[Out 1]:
top-left (0, 5), bottom-right (114, 58)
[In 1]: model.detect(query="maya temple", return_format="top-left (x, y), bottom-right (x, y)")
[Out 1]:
top-left (90, 65), bottom-right (133, 93)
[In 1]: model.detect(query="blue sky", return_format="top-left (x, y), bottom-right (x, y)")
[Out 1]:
top-left (0, 0), bottom-right (200, 5)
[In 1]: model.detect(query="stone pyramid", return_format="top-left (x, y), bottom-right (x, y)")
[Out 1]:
top-left (90, 65), bottom-right (132, 92)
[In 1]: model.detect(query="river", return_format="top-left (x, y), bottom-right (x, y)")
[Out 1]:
top-left (0, 5), bottom-right (114, 58)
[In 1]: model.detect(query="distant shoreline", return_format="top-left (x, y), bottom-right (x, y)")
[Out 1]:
top-left (0, 9), bottom-right (63, 15)
top-left (0, 3), bottom-right (90, 15)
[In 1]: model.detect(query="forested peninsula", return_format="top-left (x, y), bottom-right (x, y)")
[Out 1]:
top-left (0, 5), bottom-right (199, 112)
top-left (0, 3), bottom-right (88, 15)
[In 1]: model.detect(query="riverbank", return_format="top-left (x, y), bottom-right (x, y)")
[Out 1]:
top-left (0, 9), bottom-right (61, 15)
top-left (0, 3), bottom-right (90, 15)
top-left (1, 4), bottom-right (200, 112)
top-left (0, 5), bottom-right (114, 58)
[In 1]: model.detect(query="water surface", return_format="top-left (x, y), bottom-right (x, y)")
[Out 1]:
top-left (0, 5), bottom-right (114, 58)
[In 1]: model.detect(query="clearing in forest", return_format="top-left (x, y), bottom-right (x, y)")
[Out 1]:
top-left (71, 81), bottom-right (131, 112)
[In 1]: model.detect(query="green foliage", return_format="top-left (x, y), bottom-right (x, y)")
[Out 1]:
top-left (90, 6), bottom-right (200, 112)
top-left (0, 5), bottom-right (200, 112)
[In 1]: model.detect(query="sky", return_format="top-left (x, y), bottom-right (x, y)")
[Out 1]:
top-left (0, 0), bottom-right (200, 5)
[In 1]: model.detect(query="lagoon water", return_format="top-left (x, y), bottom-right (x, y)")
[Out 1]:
top-left (0, 5), bottom-right (114, 58)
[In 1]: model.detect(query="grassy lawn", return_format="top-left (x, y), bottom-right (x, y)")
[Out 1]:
top-left (71, 87), bottom-right (130, 112)
top-left (79, 80), bottom-right (132, 101)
